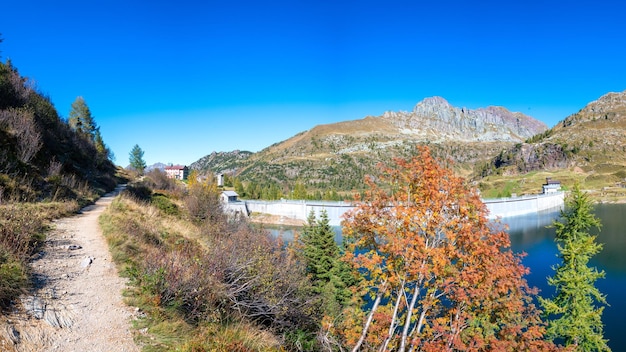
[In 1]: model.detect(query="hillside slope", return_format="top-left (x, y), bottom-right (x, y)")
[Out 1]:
top-left (0, 60), bottom-right (117, 202)
top-left (475, 90), bottom-right (626, 196)
top-left (193, 97), bottom-right (547, 195)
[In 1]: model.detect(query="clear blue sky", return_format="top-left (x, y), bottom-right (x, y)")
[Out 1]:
top-left (3, 0), bottom-right (625, 166)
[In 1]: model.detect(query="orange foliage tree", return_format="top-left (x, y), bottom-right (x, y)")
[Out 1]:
top-left (340, 147), bottom-right (558, 351)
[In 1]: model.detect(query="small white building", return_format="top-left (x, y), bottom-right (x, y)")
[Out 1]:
top-left (542, 178), bottom-right (561, 194)
top-left (221, 191), bottom-right (248, 217)
top-left (221, 190), bottom-right (239, 203)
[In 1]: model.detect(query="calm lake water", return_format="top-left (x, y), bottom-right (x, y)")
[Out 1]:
top-left (268, 203), bottom-right (626, 349)
top-left (504, 203), bottom-right (626, 350)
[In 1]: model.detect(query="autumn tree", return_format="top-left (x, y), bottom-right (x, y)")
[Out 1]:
top-left (129, 144), bottom-right (146, 175)
top-left (540, 185), bottom-right (610, 351)
top-left (340, 146), bottom-right (555, 351)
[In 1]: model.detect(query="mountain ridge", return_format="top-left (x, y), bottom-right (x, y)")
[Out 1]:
top-left (192, 97), bottom-right (548, 196)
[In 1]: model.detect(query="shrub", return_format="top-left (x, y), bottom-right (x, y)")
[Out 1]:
top-left (101, 187), bottom-right (317, 350)
top-left (123, 183), bottom-right (152, 201)
top-left (0, 249), bottom-right (28, 306)
top-left (151, 194), bottom-right (180, 216)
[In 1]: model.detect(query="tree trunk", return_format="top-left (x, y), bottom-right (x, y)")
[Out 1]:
top-left (352, 280), bottom-right (387, 352)
top-left (399, 282), bottom-right (421, 352)
top-left (380, 279), bottom-right (405, 352)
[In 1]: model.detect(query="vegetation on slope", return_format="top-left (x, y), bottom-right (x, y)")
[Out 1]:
top-left (474, 90), bottom-right (626, 200)
top-left (100, 172), bottom-right (330, 350)
top-left (0, 54), bottom-right (118, 309)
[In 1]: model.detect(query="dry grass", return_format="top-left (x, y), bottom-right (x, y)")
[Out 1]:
top-left (99, 194), bottom-right (294, 351)
top-left (477, 167), bottom-right (626, 202)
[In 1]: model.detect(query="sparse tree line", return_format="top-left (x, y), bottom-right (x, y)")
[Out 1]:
top-left (106, 146), bottom-right (609, 351)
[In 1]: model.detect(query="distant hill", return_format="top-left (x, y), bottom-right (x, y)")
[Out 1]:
top-left (477, 90), bottom-right (626, 178)
top-left (190, 150), bottom-right (253, 174)
top-left (0, 60), bottom-right (117, 202)
top-left (192, 97), bottom-right (547, 196)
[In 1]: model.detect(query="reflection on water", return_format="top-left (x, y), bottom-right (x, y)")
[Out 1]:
top-left (265, 224), bottom-right (343, 243)
top-left (265, 204), bottom-right (626, 349)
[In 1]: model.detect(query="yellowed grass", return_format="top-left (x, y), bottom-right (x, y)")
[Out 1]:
top-left (99, 195), bottom-right (284, 351)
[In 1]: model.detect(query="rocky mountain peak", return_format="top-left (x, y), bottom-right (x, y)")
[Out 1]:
top-left (413, 96), bottom-right (453, 112)
top-left (381, 97), bottom-right (547, 142)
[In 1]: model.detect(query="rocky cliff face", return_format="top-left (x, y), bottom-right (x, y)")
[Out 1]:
top-left (381, 97), bottom-right (547, 142)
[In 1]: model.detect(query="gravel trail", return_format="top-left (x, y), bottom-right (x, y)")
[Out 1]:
top-left (1, 186), bottom-right (139, 352)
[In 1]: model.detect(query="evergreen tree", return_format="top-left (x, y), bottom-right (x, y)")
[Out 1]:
top-left (68, 96), bottom-right (97, 140)
top-left (292, 181), bottom-right (308, 200)
top-left (234, 178), bottom-right (245, 197)
top-left (300, 210), bottom-right (352, 317)
top-left (540, 185), bottom-right (610, 351)
top-left (129, 144), bottom-right (146, 174)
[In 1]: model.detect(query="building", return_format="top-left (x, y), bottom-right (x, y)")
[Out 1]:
top-left (221, 190), bottom-right (239, 203)
top-left (165, 165), bottom-right (189, 180)
top-left (542, 178), bottom-right (561, 194)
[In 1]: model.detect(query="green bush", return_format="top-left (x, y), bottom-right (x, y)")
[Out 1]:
top-left (151, 194), bottom-right (180, 216)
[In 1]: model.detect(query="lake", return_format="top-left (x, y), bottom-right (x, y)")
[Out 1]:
top-left (268, 203), bottom-right (626, 349)
top-left (505, 203), bottom-right (626, 350)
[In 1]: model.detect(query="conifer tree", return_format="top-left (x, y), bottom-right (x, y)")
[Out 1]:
top-left (540, 185), bottom-right (610, 351)
top-left (68, 96), bottom-right (97, 140)
top-left (300, 210), bottom-right (352, 317)
top-left (129, 144), bottom-right (146, 175)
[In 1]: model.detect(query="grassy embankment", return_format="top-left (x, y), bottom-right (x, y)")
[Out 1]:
top-left (478, 168), bottom-right (626, 202)
top-left (98, 176), bottom-right (315, 351)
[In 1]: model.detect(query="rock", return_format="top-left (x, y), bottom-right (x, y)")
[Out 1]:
top-left (67, 245), bottom-right (82, 250)
top-left (21, 296), bottom-right (46, 320)
top-left (80, 257), bottom-right (93, 268)
top-left (5, 324), bottom-right (20, 344)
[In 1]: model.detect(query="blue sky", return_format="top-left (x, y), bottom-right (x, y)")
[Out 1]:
top-left (3, 1), bottom-right (625, 166)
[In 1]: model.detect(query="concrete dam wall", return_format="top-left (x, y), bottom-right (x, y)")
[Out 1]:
top-left (237, 192), bottom-right (565, 226)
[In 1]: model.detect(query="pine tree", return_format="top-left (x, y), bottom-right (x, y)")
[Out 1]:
top-left (129, 144), bottom-right (146, 175)
top-left (300, 210), bottom-right (352, 317)
top-left (68, 96), bottom-right (97, 140)
top-left (540, 184), bottom-right (610, 351)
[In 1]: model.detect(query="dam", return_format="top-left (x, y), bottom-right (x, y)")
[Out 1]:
top-left (228, 191), bottom-right (565, 226)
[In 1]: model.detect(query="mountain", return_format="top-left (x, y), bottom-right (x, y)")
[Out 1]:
top-left (145, 162), bottom-right (167, 172)
top-left (380, 96), bottom-right (546, 142)
top-left (190, 150), bottom-right (253, 174)
top-left (477, 90), bottom-right (626, 186)
top-left (192, 97), bottom-right (547, 195)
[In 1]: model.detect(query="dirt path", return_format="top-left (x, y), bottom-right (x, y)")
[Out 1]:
top-left (1, 186), bottom-right (139, 352)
